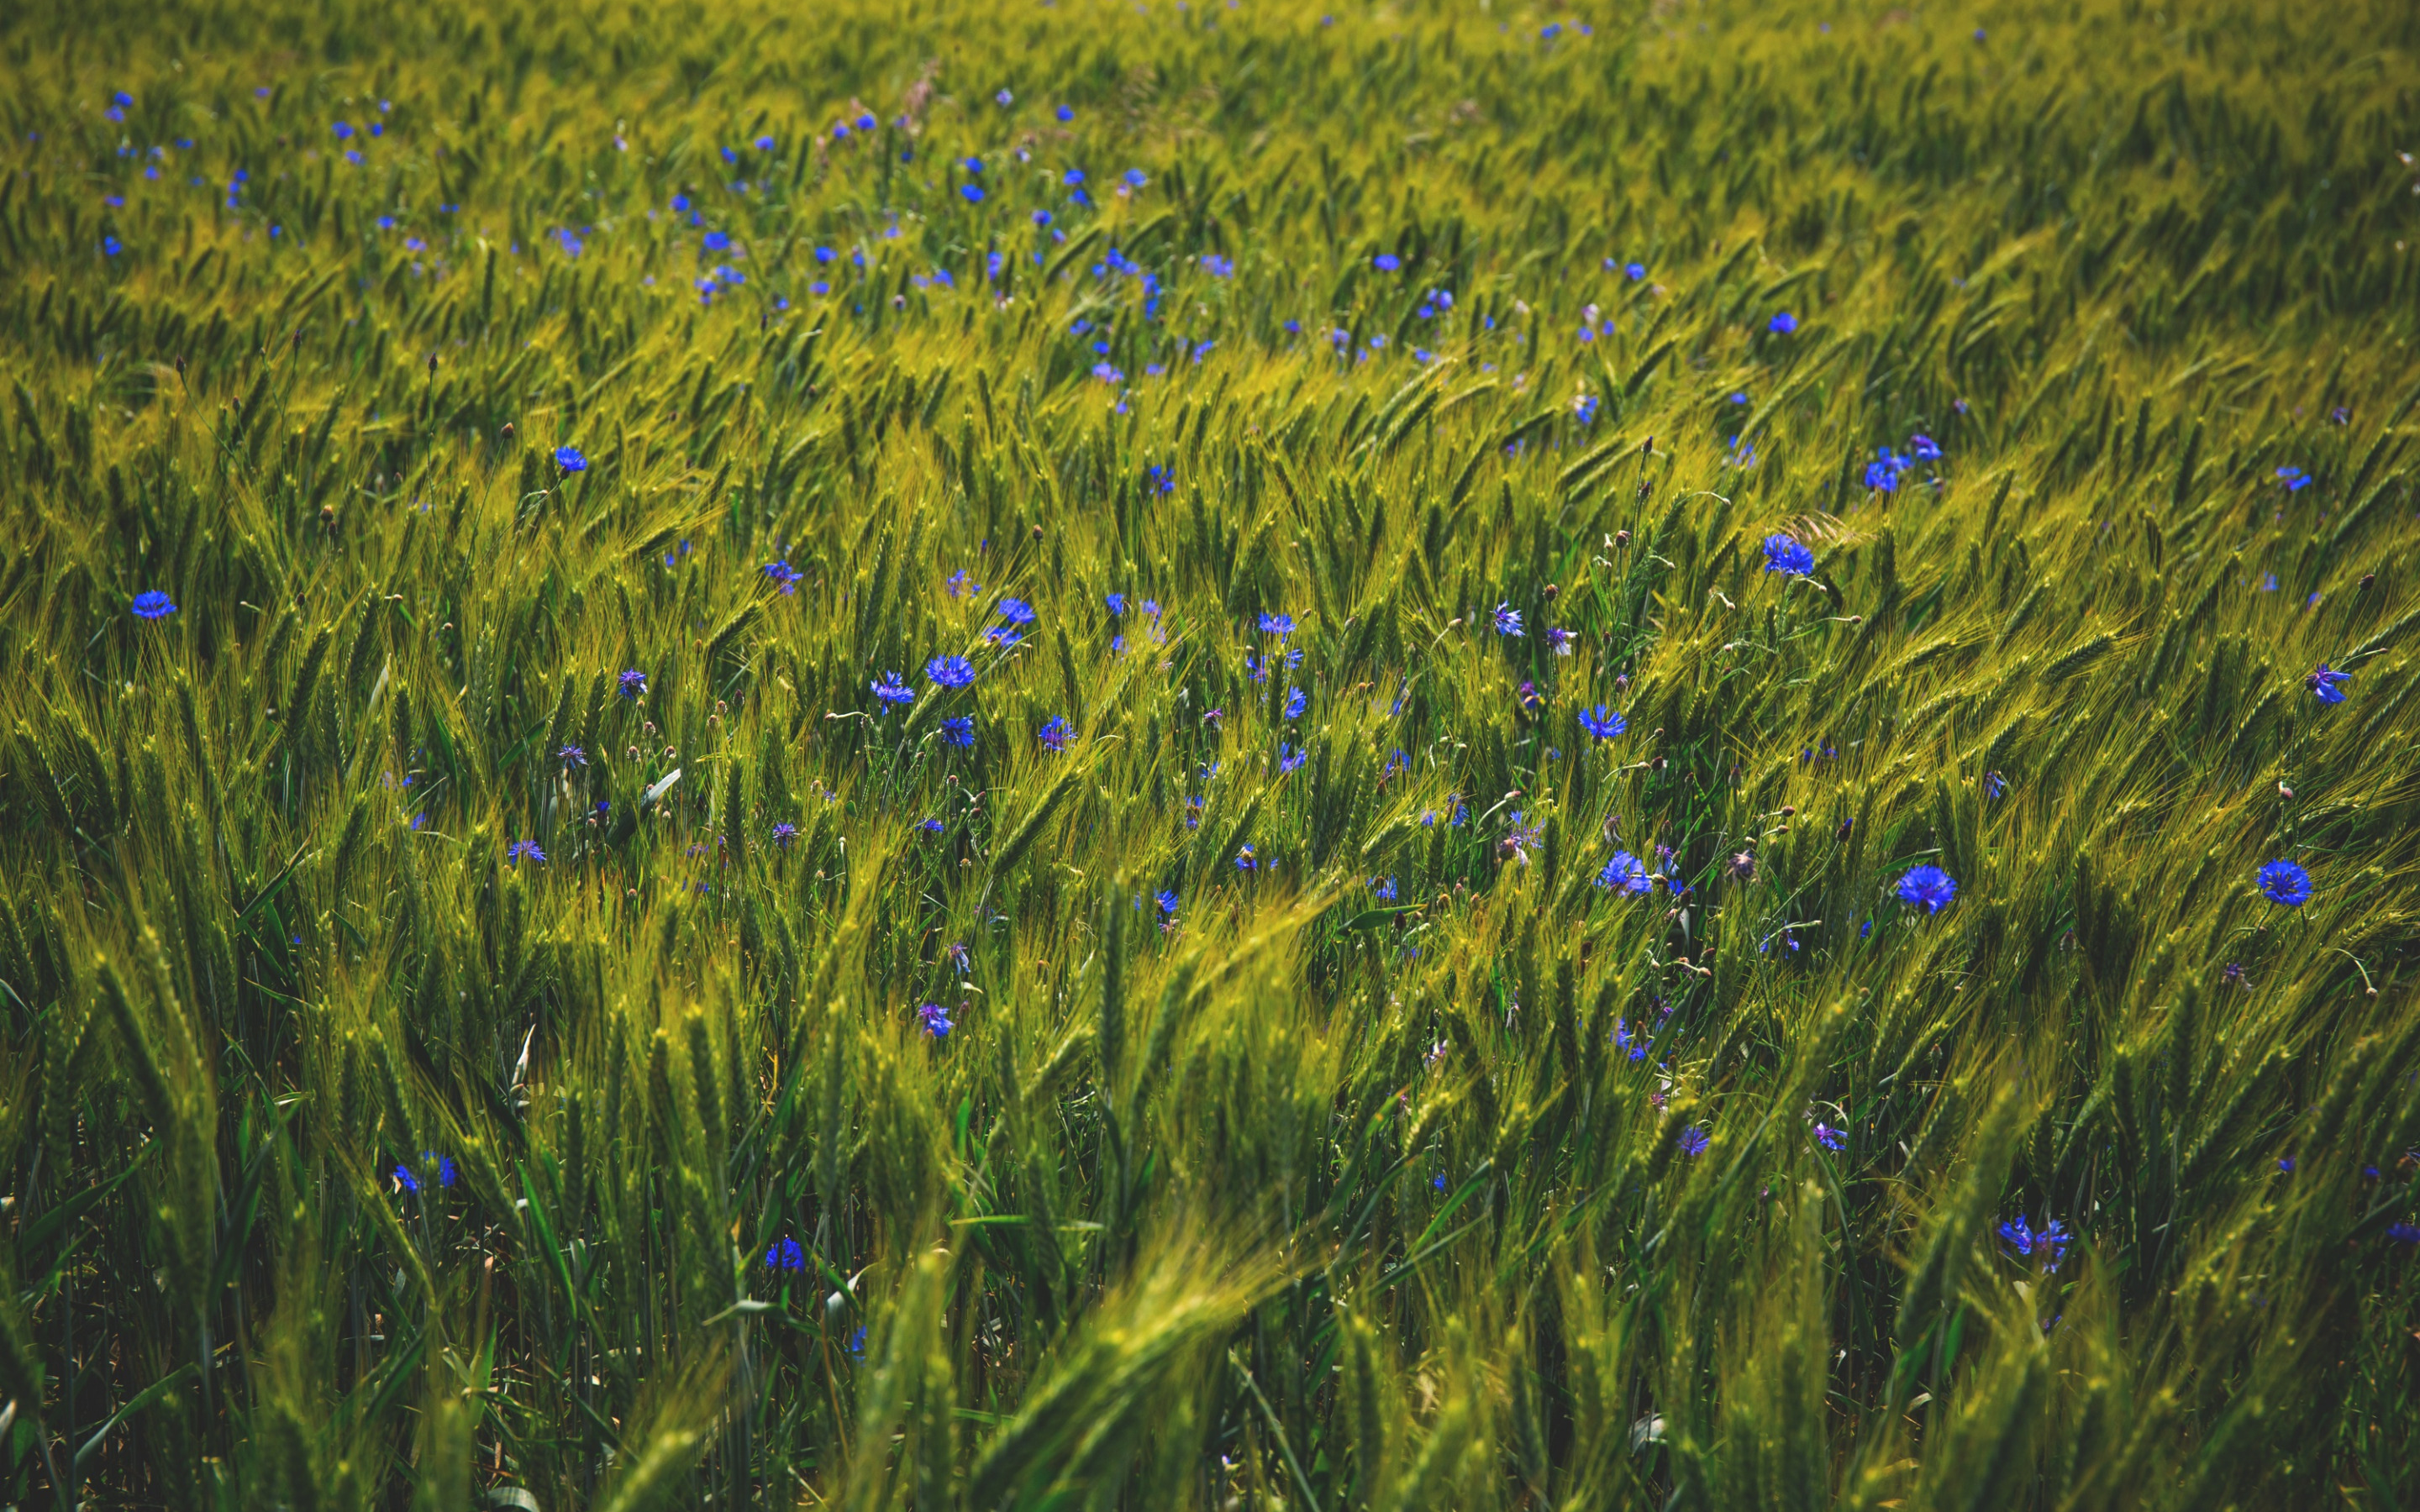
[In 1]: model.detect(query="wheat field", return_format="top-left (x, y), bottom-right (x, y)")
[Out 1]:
top-left (2, 0), bottom-right (2418, 1506)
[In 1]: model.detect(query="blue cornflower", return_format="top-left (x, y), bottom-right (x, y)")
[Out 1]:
top-left (1155, 889), bottom-right (1179, 916)
top-left (555, 445), bottom-right (587, 471)
top-left (1812, 1123), bottom-right (1845, 1151)
top-left (765, 1237), bottom-right (807, 1271)
top-left (2278, 1155), bottom-right (2297, 1173)
top-left (1039, 716), bottom-right (1076, 752)
top-left (1123, 168), bottom-right (1147, 188)
top-left (1276, 743), bottom-right (1307, 774)
top-left (997, 596), bottom-right (1037, 626)
top-left (1234, 843), bottom-right (1258, 872)
top-left (131, 590), bottom-right (177, 620)
top-left (1909, 433), bottom-right (1943, 461)
top-left (1897, 864), bottom-right (1957, 913)
top-left (960, 183), bottom-right (986, 203)
top-left (1105, 592), bottom-right (1128, 616)
top-left (618, 669), bottom-right (647, 700)
top-left (558, 744), bottom-right (587, 768)
top-left (1493, 602), bottom-right (1523, 637)
top-left (756, 134), bottom-right (776, 150)
top-left (1676, 1126), bottom-right (1711, 1158)
top-left (940, 716), bottom-right (976, 748)
top-left (333, 121), bottom-right (355, 139)
top-left (1768, 312), bottom-right (1798, 333)
top-left (1625, 261), bottom-right (1646, 280)
top-left (2306, 663), bottom-right (2349, 704)
top-left (1373, 252), bottom-right (1401, 271)
top-left (871, 672), bottom-right (914, 706)
top-left (762, 559), bottom-right (802, 595)
top-left (918, 1002), bottom-right (954, 1038)
top-left (1983, 771), bottom-right (2007, 799)
top-left (927, 655), bottom-right (976, 688)
top-left (1578, 706), bottom-right (1627, 741)
top-left (1762, 534), bottom-right (1815, 575)
top-left (1597, 852), bottom-right (1650, 895)
top-left (987, 627), bottom-right (1024, 647)
top-left (1144, 465), bottom-right (1176, 494)
top-left (1282, 688), bottom-right (1307, 720)
top-left (508, 840), bottom-right (545, 864)
top-left (1613, 1022), bottom-right (1648, 1062)
top-left (2387, 1221), bottom-right (2420, 1247)
top-left (702, 230), bottom-right (731, 251)
top-left (1056, 104), bottom-right (1074, 122)
top-left (1259, 612), bottom-right (1295, 636)
top-left (2258, 859), bottom-right (2311, 907)
top-left (1370, 875), bottom-right (1397, 901)
top-left (1998, 1215), bottom-right (2070, 1270)
top-left (1864, 459), bottom-right (1901, 491)
top-left (395, 1152), bottom-right (456, 1192)
top-left (2276, 465), bottom-right (2312, 492)
top-left (771, 822), bottom-right (798, 849)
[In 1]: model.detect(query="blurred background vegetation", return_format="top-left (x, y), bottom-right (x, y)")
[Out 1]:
top-left (2, 0), bottom-right (2418, 1505)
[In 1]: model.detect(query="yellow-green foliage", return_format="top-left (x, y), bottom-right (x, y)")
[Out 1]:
top-left (2, 0), bottom-right (2417, 1505)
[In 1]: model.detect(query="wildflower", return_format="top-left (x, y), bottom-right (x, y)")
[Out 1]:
top-left (918, 1002), bottom-right (955, 1038)
top-left (1546, 627), bottom-right (1575, 655)
top-left (1144, 465), bottom-right (1176, 494)
top-left (1277, 743), bottom-right (1307, 774)
top-left (2222, 961), bottom-right (2245, 986)
top-left (997, 596), bottom-right (1038, 626)
top-left (619, 669), bottom-right (648, 700)
top-left (1909, 433), bottom-right (1943, 461)
top-left (960, 183), bottom-right (985, 203)
top-left (1105, 592), bottom-right (1127, 617)
top-left (1597, 851), bottom-right (1651, 895)
top-left (987, 627), bottom-right (1023, 647)
top-left (1373, 252), bottom-right (1401, 271)
top-left (131, 590), bottom-right (177, 620)
top-left (2387, 1222), bottom-right (2420, 1247)
top-left (1625, 260), bottom-right (1646, 280)
top-left (940, 716), bottom-right (976, 748)
top-left (1613, 1022), bottom-right (1648, 1062)
top-left (558, 744), bottom-right (587, 768)
top-left (2306, 663), bottom-right (2349, 704)
top-left (1493, 602), bottom-right (1523, 637)
top-left (871, 672), bottom-right (914, 706)
top-left (1517, 680), bottom-right (1544, 713)
top-left (1761, 534), bottom-right (1815, 575)
top-left (927, 655), bottom-right (977, 689)
top-left (1258, 612), bottom-right (1296, 636)
top-left (1235, 844), bottom-right (1258, 872)
top-left (2258, 859), bottom-right (2312, 908)
top-left (1998, 1215), bottom-right (2070, 1270)
top-left (771, 822), bottom-right (798, 850)
top-left (1056, 103), bottom-right (1074, 121)
top-left (1123, 168), bottom-right (1147, 188)
top-left (1370, 875), bottom-right (1397, 901)
top-left (1813, 1123), bottom-right (1845, 1151)
top-left (1038, 716), bottom-right (1076, 752)
top-left (554, 445), bottom-right (587, 471)
top-left (1676, 1126), bottom-right (1711, 1157)
top-left (765, 1238), bottom-right (807, 1271)
top-left (508, 840), bottom-right (546, 864)
top-left (2277, 1155), bottom-right (2296, 1173)
top-left (1155, 889), bottom-right (1179, 916)
top-left (1578, 706), bottom-right (1627, 740)
top-left (394, 1152), bottom-right (456, 1193)
top-left (1983, 770), bottom-right (2007, 799)
top-left (1283, 688), bottom-right (1307, 720)
top-left (1767, 312), bottom-right (1798, 333)
top-left (2275, 465), bottom-right (2312, 492)
top-left (1897, 864), bottom-right (1957, 914)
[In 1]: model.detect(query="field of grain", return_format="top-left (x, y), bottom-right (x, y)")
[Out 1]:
top-left (3, 0), bottom-right (2418, 1505)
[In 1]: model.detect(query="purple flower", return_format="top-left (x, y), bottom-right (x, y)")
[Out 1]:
top-left (918, 1002), bottom-right (954, 1038)
top-left (1039, 716), bottom-right (1076, 752)
top-left (131, 590), bottom-right (177, 620)
top-left (618, 669), bottom-right (648, 700)
top-left (1493, 602), bottom-right (1523, 637)
top-left (1812, 1123), bottom-right (1845, 1151)
top-left (1283, 687), bottom-right (1307, 720)
top-left (997, 596), bottom-right (1037, 626)
top-left (1258, 612), bottom-right (1296, 637)
top-left (1276, 743), bottom-right (1307, 774)
top-left (2306, 663), bottom-right (2349, 704)
top-left (555, 445), bottom-right (587, 471)
top-left (1897, 864), bottom-right (1957, 914)
top-left (558, 744), bottom-right (587, 768)
top-left (1597, 852), bottom-right (1650, 895)
top-left (1676, 1126), bottom-right (1711, 1158)
top-left (2386, 1221), bottom-right (2420, 1247)
top-left (871, 672), bottom-right (914, 706)
top-left (508, 840), bottom-right (545, 864)
top-left (771, 822), bottom-right (798, 850)
top-left (940, 716), bottom-right (976, 748)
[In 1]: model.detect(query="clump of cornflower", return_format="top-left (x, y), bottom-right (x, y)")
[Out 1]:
top-left (1234, 843), bottom-right (1259, 872)
top-left (1613, 1022), bottom-right (1648, 1062)
top-left (1283, 687), bottom-right (1307, 720)
top-left (1493, 602), bottom-right (1523, 637)
top-left (395, 1152), bottom-right (457, 1193)
top-left (132, 590), bottom-right (177, 620)
top-left (1370, 875), bottom-right (1397, 901)
top-left (918, 1002), bottom-right (954, 1038)
top-left (997, 596), bottom-right (1037, 627)
top-left (558, 744), bottom-right (587, 768)
top-left (927, 655), bottom-right (976, 689)
top-left (2258, 859), bottom-right (2311, 907)
top-left (555, 445), bottom-right (587, 472)
top-left (765, 1237), bottom-right (807, 1272)
top-left (1105, 592), bottom-right (1127, 617)
top-left (508, 840), bottom-right (545, 864)
top-left (763, 559), bottom-right (802, 594)
top-left (945, 569), bottom-right (980, 598)
top-left (2276, 465), bottom-right (2312, 492)
top-left (1676, 1126), bottom-right (1712, 1157)
top-left (1812, 1122), bottom-right (1845, 1152)
top-left (1155, 889), bottom-right (1179, 920)
top-left (1897, 864), bottom-right (1956, 913)
top-left (619, 669), bottom-right (648, 700)
top-left (2386, 1221), bottom-right (2420, 1247)
top-left (1998, 1215), bottom-right (2070, 1270)
top-left (1144, 465), bottom-right (1175, 494)
top-left (871, 672), bottom-right (914, 707)
top-left (1983, 770), bottom-right (2007, 799)
top-left (2306, 663), bottom-right (2349, 704)
top-left (1276, 743), bottom-right (1307, 774)
top-left (1038, 716), bottom-right (1076, 752)
top-left (1259, 612), bottom-right (1295, 637)
top-left (1767, 312), bottom-right (1798, 333)
top-left (1578, 706), bottom-right (1627, 740)
top-left (1597, 851), bottom-right (1650, 895)
top-left (1761, 534), bottom-right (1815, 575)
top-left (940, 717), bottom-right (975, 748)
top-left (771, 822), bottom-right (797, 850)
